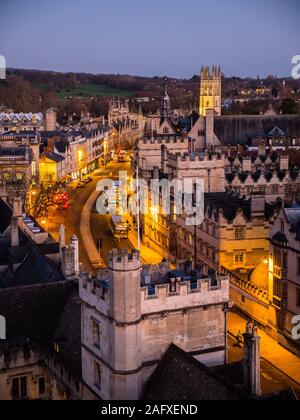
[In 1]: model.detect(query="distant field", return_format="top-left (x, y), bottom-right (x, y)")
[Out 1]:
top-left (34, 83), bottom-right (135, 98)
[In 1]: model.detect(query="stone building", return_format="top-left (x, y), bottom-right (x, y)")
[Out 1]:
top-left (269, 203), bottom-right (300, 355)
top-left (0, 112), bottom-right (43, 134)
top-left (175, 192), bottom-right (279, 274)
top-left (80, 249), bottom-right (229, 400)
top-left (0, 132), bottom-right (40, 204)
top-left (0, 198), bottom-right (83, 400)
top-left (199, 66), bottom-right (222, 117)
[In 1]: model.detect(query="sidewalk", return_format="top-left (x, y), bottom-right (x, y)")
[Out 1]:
top-left (228, 312), bottom-right (300, 385)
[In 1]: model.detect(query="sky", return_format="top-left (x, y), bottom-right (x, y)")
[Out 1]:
top-left (0, 0), bottom-right (299, 79)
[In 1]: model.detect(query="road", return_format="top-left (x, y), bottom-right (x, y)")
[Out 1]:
top-left (228, 311), bottom-right (300, 397)
top-left (47, 160), bottom-right (133, 272)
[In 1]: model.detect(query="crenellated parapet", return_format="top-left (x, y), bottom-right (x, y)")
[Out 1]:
top-left (79, 272), bottom-right (109, 316)
top-left (141, 275), bottom-right (229, 315)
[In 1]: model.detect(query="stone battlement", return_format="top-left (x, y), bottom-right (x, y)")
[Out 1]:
top-left (167, 151), bottom-right (224, 163)
top-left (108, 249), bottom-right (141, 271)
top-left (140, 136), bottom-right (188, 146)
top-left (141, 275), bottom-right (229, 315)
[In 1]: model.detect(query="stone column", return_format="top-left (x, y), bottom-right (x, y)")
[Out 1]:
top-left (243, 322), bottom-right (261, 397)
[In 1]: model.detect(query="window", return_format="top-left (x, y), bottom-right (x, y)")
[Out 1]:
top-left (259, 186), bottom-right (265, 194)
top-left (272, 185), bottom-right (279, 195)
top-left (280, 219), bottom-right (285, 232)
top-left (234, 252), bottom-right (245, 264)
top-left (247, 186), bottom-right (253, 195)
top-left (94, 361), bottom-right (101, 389)
top-left (235, 227), bottom-right (245, 240)
top-left (282, 252), bottom-right (288, 269)
top-left (12, 376), bottom-right (28, 400)
top-left (92, 320), bottom-right (101, 347)
top-left (163, 127), bottom-right (169, 134)
top-left (273, 278), bottom-right (282, 299)
top-left (38, 377), bottom-right (46, 398)
top-left (198, 129), bottom-right (205, 137)
top-left (297, 257), bottom-right (300, 275)
top-left (274, 248), bottom-right (281, 266)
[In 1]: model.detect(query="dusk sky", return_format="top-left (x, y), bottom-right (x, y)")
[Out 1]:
top-left (0, 0), bottom-right (299, 78)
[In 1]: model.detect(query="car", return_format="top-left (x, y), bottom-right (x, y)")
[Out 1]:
top-left (83, 177), bottom-right (93, 184)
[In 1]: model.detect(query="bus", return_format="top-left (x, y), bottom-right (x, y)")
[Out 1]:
top-left (110, 215), bottom-right (129, 239)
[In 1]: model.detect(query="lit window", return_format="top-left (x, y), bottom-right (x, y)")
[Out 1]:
top-left (234, 252), bottom-right (245, 264)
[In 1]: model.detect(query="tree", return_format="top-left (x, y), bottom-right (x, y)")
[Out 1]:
top-left (281, 98), bottom-right (298, 114)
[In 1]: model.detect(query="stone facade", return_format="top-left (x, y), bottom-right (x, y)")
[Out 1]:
top-left (199, 66), bottom-right (222, 117)
top-left (269, 205), bottom-right (300, 355)
top-left (80, 249), bottom-right (229, 400)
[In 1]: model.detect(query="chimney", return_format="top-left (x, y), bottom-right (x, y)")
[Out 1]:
top-left (10, 197), bottom-right (22, 247)
top-left (243, 323), bottom-right (261, 397)
top-left (71, 234), bottom-right (80, 276)
top-left (59, 224), bottom-right (65, 254)
top-left (61, 246), bottom-right (75, 278)
top-left (205, 109), bottom-right (215, 149)
top-left (250, 194), bottom-right (265, 217)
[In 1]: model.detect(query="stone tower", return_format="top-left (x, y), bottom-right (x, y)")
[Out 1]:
top-left (161, 86), bottom-right (172, 121)
top-left (45, 108), bottom-right (57, 131)
top-left (199, 66), bottom-right (222, 117)
top-left (80, 249), bottom-right (142, 400)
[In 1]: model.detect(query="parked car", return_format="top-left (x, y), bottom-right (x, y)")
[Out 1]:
top-left (83, 177), bottom-right (93, 184)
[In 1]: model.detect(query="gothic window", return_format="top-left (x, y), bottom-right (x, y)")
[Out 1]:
top-left (273, 278), bottom-right (282, 299)
top-left (92, 320), bottom-right (101, 348)
top-left (94, 361), bottom-right (101, 390)
top-left (38, 377), bottom-right (46, 398)
top-left (12, 376), bottom-right (28, 400)
top-left (198, 129), bottom-right (205, 137)
top-left (163, 127), bottom-right (169, 134)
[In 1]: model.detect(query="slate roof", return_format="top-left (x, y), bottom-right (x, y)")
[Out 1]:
top-left (44, 152), bottom-right (65, 163)
top-left (55, 140), bottom-right (68, 154)
top-left (285, 207), bottom-right (300, 240)
top-left (204, 192), bottom-right (280, 222)
top-left (0, 281), bottom-right (81, 374)
top-left (214, 115), bottom-right (300, 145)
top-left (0, 246), bottom-right (65, 289)
top-left (142, 344), bottom-right (246, 400)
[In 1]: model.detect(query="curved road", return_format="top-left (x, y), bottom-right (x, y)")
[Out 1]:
top-left (47, 160), bottom-right (133, 273)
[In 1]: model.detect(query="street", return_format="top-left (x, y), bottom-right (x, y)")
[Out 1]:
top-left (46, 159), bottom-right (162, 272)
top-left (47, 160), bottom-right (132, 272)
